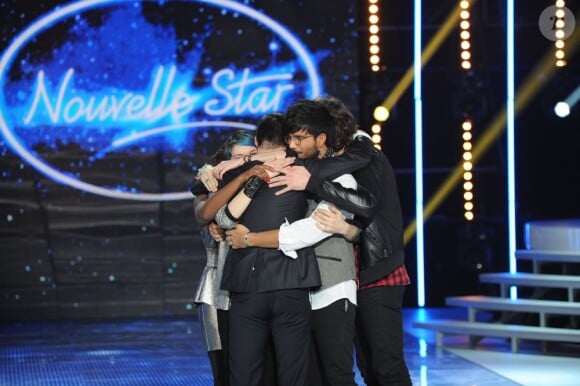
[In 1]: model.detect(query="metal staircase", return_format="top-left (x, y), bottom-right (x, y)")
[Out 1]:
top-left (413, 219), bottom-right (580, 353)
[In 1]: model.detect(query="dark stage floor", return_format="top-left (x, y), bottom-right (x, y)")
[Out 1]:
top-left (1, 308), bottom-right (578, 386)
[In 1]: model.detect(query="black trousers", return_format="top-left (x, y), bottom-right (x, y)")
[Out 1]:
top-left (208, 309), bottom-right (230, 386)
top-left (355, 286), bottom-right (412, 386)
top-left (309, 298), bottom-right (357, 386)
top-left (229, 289), bottom-right (311, 386)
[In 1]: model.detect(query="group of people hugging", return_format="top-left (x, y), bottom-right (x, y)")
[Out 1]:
top-left (190, 96), bottom-right (412, 386)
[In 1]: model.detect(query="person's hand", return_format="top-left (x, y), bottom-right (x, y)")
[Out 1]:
top-left (264, 156), bottom-right (295, 173)
top-left (268, 165), bottom-right (311, 195)
top-left (225, 224), bottom-right (250, 249)
top-left (244, 164), bottom-right (276, 183)
top-left (197, 165), bottom-right (219, 192)
top-left (208, 222), bottom-right (225, 242)
top-left (212, 158), bottom-right (245, 180)
top-left (312, 205), bottom-right (349, 235)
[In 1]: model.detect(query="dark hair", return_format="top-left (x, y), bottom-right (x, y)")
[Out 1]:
top-left (285, 99), bottom-right (335, 149)
top-left (255, 112), bottom-right (286, 147)
top-left (314, 96), bottom-right (358, 151)
top-left (210, 130), bottom-right (255, 163)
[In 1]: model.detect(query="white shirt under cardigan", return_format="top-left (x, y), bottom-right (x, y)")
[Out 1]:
top-left (278, 173), bottom-right (357, 310)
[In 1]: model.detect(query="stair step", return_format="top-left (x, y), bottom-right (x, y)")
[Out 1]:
top-left (516, 249), bottom-right (580, 264)
top-left (412, 319), bottom-right (580, 352)
top-left (479, 272), bottom-right (580, 289)
top-left (446, 295), bottom-right (580, 315)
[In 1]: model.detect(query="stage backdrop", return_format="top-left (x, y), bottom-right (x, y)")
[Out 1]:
top-left (0, 0), bottom-right (359, 320)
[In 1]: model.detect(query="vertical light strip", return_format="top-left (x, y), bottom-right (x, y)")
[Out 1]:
top-left (368, 0), bottom-right (381, 72)
top-left (414, 0), bottom-right (425, 307)
top-left (462, 120), bottom-right (475, 221)
top-left (554, 1), bottom-right (567, 67)
top-left (506, 0), bottom-right (517, 299)
top-left (459, 1), bottom-right (474, 221)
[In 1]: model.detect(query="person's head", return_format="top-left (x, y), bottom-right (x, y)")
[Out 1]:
top-left (313, 96), bottom-right (358, 153)
top-left (254, 112), bottom-right (287, 149)
top-left (285, 99), bottom-right (334, 159)
top-left (211, 130), bottom-right (256, 164)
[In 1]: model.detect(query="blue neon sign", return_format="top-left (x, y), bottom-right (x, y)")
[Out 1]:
top-left (0, 0), bottom-right (323, 201)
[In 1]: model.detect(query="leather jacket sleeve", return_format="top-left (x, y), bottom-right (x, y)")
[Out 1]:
top-left (306, 176), bottom-right (376, 229)
top-left (301, 135), bottom-right (373, 180)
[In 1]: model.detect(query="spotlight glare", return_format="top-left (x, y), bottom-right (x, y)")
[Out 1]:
top-left (554, 101), bottom-right (570, 118)
top-left (373, 106), bottom-right (390, 121)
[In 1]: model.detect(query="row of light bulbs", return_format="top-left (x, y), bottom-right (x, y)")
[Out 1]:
top-left (554, 0), bottom-right (567, 67)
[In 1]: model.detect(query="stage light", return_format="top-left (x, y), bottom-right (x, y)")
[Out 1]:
top-left (462, 116), bottom-right (475, 221)
top-left (554, 1), bottom-right (567, 67)
top-left (554, 85), bottom-right (580, 118)
top-left (554, 101), bottom-right (570, 117)
top-left (459, 1), bottom-right (472, 71)
top-left (367, 0), bottom-right (381, 72)
top-left (373, 105), bottom-right (389, 121)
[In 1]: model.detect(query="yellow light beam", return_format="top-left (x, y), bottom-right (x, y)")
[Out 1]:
top-left (403, 26), bottom-right (580, 245)
top-left (380, 4), bottom-right (468, 111)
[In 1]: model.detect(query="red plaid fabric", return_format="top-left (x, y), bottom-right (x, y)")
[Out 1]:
top-left (354, 245), bottom-right (411, 289)
top-left (359, 265), bottom-right (410, 289)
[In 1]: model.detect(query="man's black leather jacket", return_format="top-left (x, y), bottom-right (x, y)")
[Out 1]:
top-left (305, 136), bottom-right (406, 286)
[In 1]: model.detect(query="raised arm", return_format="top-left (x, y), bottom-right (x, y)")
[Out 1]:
top-left (305, 176), bottom-right (376, 229)
top-left (196, 164), bottom-right (272, 224)
top-left (226, 174), bottom-right (358, 255)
